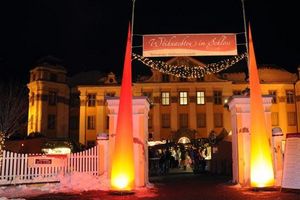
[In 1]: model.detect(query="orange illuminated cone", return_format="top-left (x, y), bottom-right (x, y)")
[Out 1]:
top-left (110, 23), bottom-right (135, 192)
top-left (248, 24), bottom-right (274, 187)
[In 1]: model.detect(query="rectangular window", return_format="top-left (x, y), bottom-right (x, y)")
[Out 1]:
top-left (271, 112), bottom-right (279, 126)
top-left (196, 91), bottom-right (205, 105)
top-left (161, 114), bottom-right (170, 128)
top-left (161, 92), bottom-right (170, 105)
top-left (214, 113), bottom-right (223, 127)
top-left (87, 115), bottom-right (95, 129)
top-left (162, 74), bottom-right (170, 82)
top-left (48, 91), bottom-right (57, 105)
top-left (269, 90), bottom-right (277, 104)
top-left (286, 90), bottom-right (295, 104)
top-left (70, 116), bottom-right (79, 130)
top-left (197, 113), bottom-right (206, 128)
top-left (47, 114), bottom-right (56, 129)
top-left (213, 91), bottom-right (222, 105)
top-left (287, 112), bottom-right (296, 126)
top-left (179, 113), bottom-right (188, 128)
top-left (87, 94), bottom-right (96, 107)
top-left (179, 92), bottom-right (188, 105)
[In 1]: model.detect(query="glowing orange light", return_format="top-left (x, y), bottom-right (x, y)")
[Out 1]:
top-left (110, 24), bottom-right (135, 191)
top-left (248, 24), bottom-right (274, 188)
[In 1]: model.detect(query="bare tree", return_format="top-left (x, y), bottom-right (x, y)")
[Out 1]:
top-left (0, 81), bottom-right (28, 154)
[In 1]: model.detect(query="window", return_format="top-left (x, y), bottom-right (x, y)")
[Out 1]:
top-left (87, 94), bottom-right (96, 107)
top-left (161, 92), bottom-right (170, 105)
top-left (87, 115), bottom-right (95, 129)
top-left (179, 92), bottom-right (188, 105)
top-left (180, 78), bottom-right (187, 82)
top-left (161, 114), bottom-right (170, 128)
top-left (213, 91), bottom-right (222, 105)
top-left (106, 116), bottom-right (109, 129)
top-left (269, 90), bottom-right (277, 104)
top-left (179, 113), bottom-right (188, 128)
top-left (271, 112), bottom-right (279, 126)
top-left (47, 114), bottom-right (56, 129)
top-left (286, 90), bottom-right (295, 104)
top-left (70, 116), bottom-right (79, 130)
top-left (48, 91), bottom-right (57, 105)
top-left (214, 113), bottom-right (223, 127)
top-left (196, 91), bottom-right (205, 105)
top-left (197, 113), bottom-right (206, 128)
top-left (162, 74), bottom-right (170, 82)
top-left (287, 112), bottom-right (296, 126)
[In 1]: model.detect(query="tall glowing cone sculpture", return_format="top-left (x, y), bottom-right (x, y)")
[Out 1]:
top-left (248, 24), bottom-right (274, 188)
top-left (110, 24), bottom-right (135, 191)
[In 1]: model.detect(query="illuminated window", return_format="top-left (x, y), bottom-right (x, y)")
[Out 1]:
top-left (161, 92), bottom-right (170, 105)
top-left (48, 91), bottom-right (57, 105)
top-left (271, 112), bottom-right (279, 126)
top-left (179, 113), bottom-right (188, 128)
top-left (214, 113), bottom-right (223, 127)
top-left (47, 114), bottom-right (56, 129)
top-left (196, 91), bottom-right (205, 105)
top-left (287, 112), bottom-right (296, 126)
top-left (269, 90), bottom-right (277, 104)
top-left (179, 92), bottom-right (188, 105)
top-left (87, 115), bottom-right (95, 129)
top-left (161, 114), bottom-right (170, 128)
top-left (197, 113), bottom-right (206, 128)
top-left (87, 94), bottom-right (96, 107)
top-left (286, 90), bottom-right (295, 104)
top-left (213, 91), bottom-right (222, 105)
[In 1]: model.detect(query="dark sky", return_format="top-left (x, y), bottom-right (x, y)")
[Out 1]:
top-left (0, 0), bottom-right (299, 83)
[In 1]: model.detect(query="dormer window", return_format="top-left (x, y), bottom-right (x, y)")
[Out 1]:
top-left (104, 72), bottom-right (117, 84)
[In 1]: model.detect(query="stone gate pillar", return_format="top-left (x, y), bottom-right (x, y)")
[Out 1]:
top-left (106, 96), bottom-right (150, 187)
top-left (228, 95), bottom-right (272, 187)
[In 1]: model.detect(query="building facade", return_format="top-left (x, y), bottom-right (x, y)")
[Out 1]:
top-left (27, 57), bottom-right (300, 146)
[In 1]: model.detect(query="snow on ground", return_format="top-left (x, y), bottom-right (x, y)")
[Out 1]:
top-left (0, 172), bottom-right (157, 199)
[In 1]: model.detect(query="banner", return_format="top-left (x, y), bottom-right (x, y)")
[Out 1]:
top-left (143, 34), bottom-right (237, 57)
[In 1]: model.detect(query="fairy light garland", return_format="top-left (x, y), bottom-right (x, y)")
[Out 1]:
top-left (132, 52), bottom-right (247, 78)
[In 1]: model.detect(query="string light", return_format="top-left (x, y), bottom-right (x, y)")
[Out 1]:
top-left (132, 53), bottom-right (247, 78)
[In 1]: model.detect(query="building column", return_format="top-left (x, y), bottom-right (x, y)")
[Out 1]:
top-left (79, 94), bottom-right (87, 145)
top-left (170, 89), bottom-right (178, 132)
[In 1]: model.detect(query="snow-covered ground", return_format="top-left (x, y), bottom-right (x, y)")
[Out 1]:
top-left (0, 172), bottom-right (157, 199)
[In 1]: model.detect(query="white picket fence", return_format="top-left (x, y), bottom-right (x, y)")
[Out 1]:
top-left (0, 145), bottom-right (100, 186)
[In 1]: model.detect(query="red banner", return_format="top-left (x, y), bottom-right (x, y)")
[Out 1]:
top-left (143, 34), bottom-right (237, 57)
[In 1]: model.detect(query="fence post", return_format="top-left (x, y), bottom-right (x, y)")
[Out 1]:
top-left (96, 133), bottom-right (109, 176)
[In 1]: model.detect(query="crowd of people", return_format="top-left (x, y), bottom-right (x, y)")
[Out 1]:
top-left (149, 144), bottom-right (208, 175)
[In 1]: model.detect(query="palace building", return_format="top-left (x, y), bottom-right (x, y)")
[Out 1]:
top-left (27, 57), bottom-right (300, 146)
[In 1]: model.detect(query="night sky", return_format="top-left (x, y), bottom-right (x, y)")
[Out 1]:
top-left (0, 0), bottom-right (299, 83)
